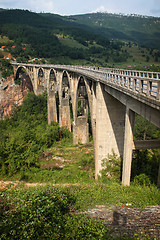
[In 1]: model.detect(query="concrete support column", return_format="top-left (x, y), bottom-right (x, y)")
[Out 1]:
top-left (33, 67), bottom-right (38, 95)
top-left (73, 116), bottom-right (89, 144)
top-left (122, 107), bottom-right (135, 186)
top-left (91, 81), bottom-right (97, 147)
top-left (47, 91), bottom-right (57, 125)
top-left (95, 82), bottom-right (125, 179)
top-left (59, 98), bottom-right (71, 131)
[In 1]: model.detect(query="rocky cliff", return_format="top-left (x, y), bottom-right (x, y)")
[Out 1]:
top-left (0, 74), bottom-right (33, 120)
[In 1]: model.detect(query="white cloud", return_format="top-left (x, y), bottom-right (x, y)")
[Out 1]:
top-left (93, 6), bottom-right (107, 13)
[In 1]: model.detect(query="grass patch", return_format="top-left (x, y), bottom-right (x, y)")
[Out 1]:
top-left (19, 141), bottom-right (95, 184)
top-left (59, 38), bottom-right (87, 49)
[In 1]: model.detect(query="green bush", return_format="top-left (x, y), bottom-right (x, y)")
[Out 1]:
top-left (60, 126), bottom-right (72, 140)
top-left (131, 149), bottom-right (160, 184)
top-left (101, 151), bottom-right (122, 182)
top-left (0, 92), bottom-right (72, 177)
top-left (0, 186), bottom-right (108, 240)
top-left (133, 173), bottom-right (152, 186)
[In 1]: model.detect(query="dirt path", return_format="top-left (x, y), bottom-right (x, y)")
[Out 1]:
top-left (0, 180), bottom-right (79, 189)
top-left (0, 180), bottom-right (45, 189)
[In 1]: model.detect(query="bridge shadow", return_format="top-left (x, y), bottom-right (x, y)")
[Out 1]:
top-left (102, 85), bottom-right (126, 157)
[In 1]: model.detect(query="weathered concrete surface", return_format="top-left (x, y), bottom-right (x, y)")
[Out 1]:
top-left (104, 85), bottom-right (160, 129)
top-left (48, 91), bottom-right (57, 124)
top-left (59, 98), bottom-right (71, 131)
top-left (95, 82), bottom-right (125, 178)
top-left (73, 116), bottom-right (89, 144)
top-left (122, 108), bottom-right (135, 186)
top-left (133, 139), bottom-right (160, 150)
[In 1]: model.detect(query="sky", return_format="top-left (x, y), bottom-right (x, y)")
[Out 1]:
top-left (0, 0), bottom-right (160, 17)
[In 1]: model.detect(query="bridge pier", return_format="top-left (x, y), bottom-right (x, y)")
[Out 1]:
top-left (73, 116), bottom-right (89, 144)
top-left (48, 91), bottom-right (57, 124)
top-left (95, 82), bottom-right (125, 179)
top-left (122, 107), bottom-right (135, 186)
top-left (59, 98), bottom-right (71, 131)
top-left (32, 67), bottom-right (38, 95)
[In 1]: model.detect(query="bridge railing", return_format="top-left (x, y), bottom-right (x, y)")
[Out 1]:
top-left (63, 65), bottom-right (160, 102)
top-left (12, 63), bottom-right (160, 102)
top-left (105, 72), bottom-right (160, 100)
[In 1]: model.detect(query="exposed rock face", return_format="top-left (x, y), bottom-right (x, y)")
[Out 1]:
top-left (0, 74), bottom-right (33, 120)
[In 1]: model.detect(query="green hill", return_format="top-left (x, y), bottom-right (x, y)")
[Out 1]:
top-left (68, 12), bottom-right (160, 49)
top-left (0, 9), bottom-right (160, 69)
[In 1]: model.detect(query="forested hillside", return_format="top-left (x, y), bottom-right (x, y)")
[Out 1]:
top-left (0, 9), bottom-right (118, 63)
top-left (0, 9), bottom-right (160, 68)
top-left (69, 12), bottom-right (160, 49)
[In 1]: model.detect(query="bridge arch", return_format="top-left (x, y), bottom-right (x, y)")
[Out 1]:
top-left (49, 69), bottom-right (58, 94)
top-left (38, 68), bottom-right (44, 87)
top-left (73, 75), bottom-right (93, 144)
top-left (47, 69), bottom-right (59, 124)
top-left (14, 66), bottom-right (34, 93)
top-left (37, 67), bottom-right (47, 94)
top-left (61, 71), bottom-right (70, 99)
top-left (59, 71), bottom-right (73, 131)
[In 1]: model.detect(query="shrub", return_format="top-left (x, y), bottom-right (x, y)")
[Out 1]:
top-left (101, 151), bottom-right (122, 182)
top-left (60, 126), bottom-right (72, 140)
top-left (0, 186), bottom-right (108, 240)
top-left (0, 92), bottom-right (72, 177)
top-left (133, 173), bottom-right (152, 186)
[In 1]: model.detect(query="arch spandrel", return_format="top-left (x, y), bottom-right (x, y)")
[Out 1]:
top-left (75, 76), bottom-right (93, 120)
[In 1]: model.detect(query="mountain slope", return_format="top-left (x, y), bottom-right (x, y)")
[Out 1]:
top-left (0, 9), bottom-right (160, 69)
top-left (0, 9), bottom-right (127, 63)
top-left (68, 13), bottom-right (160, 49)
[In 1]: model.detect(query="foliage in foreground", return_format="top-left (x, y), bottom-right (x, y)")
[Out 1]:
top-left (0, 183), bottom-right (160, 239)
top-left (0, 186), bottom-right (107, 240)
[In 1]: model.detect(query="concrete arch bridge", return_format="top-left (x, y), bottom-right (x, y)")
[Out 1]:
top-left (12, 63), bottom-right (160, 186)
